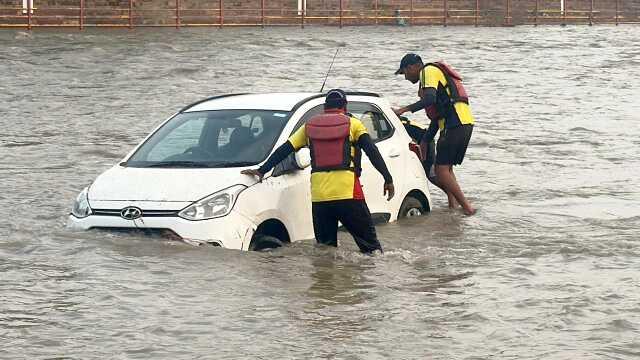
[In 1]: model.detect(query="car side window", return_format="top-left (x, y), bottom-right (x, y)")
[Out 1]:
top-left (293, 102), bottom-right (394, 143)
top-left (292, 104), bottom-right (324, 134)
top-left (348, 102), bottom-right (394, 142)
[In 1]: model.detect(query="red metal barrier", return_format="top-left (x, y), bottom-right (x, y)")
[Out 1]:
top-left (1, 0), bottom-right (637, 29)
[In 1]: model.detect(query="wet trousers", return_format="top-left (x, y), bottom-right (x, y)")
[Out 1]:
top-left (311, 199), bottom-right (382, 253)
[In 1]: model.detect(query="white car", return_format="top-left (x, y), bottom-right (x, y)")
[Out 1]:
top-left (68, 92), bottom-right (431, 250)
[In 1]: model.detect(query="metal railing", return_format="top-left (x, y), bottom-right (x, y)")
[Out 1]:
top-left (0, 0), bottom-right (638, 29)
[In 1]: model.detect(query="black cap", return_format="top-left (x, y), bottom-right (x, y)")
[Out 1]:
top-left (395, 53), bottom-right (422, 75)
top-left (325, 89), bottom-right (347, 108)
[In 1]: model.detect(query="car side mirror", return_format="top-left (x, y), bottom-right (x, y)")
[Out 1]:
top-left (294, 148), bottom-right (311, 169)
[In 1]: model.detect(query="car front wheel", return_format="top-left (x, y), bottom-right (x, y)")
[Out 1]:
top-left (249, 234), bottom-right (284, 251)
top-left (398, 196), bottom-right (425, 219)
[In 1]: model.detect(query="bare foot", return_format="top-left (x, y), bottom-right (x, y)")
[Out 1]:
top-left (462, 206), bottom-right (476, 216)
top-left (447, 194), bottom-right (459, 208)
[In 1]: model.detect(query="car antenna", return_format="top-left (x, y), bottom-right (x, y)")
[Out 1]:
top-left (319, 48), bottom-right (340, 93)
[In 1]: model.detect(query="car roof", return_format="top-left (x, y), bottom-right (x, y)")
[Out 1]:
top-left (181, 92), bottom-right (381, 113)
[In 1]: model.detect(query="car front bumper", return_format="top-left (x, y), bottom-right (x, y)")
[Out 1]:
top-left (67, 210), bottom-right (256, 250)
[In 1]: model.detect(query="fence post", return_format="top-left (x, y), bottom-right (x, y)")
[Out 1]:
top-left (79, 0), bottom-right (84, 30)
top-left (409, 0), bottom-right (413, 26)
top-left (589, 0), bottom-right (593, 25)
top-left (300, 0), bottom-right (305, 28)
top-left (615, 0), bottom-right (619, 25)
top-left (339, 0), bottom-right (343, 28)
top-left (219, 0), bottom-right (223, 28)
top-left (261, 0), bottom-right (265, 28)
top-left (443, 0), bottom-right (447, 26)
top-left (27, 0), bottom-right (32, 30)
top-left (129, 0), bottom-right (133, 29)
top-left (374, 0), bottom-right (378, 25)
top-left (535, 0), bottom-right (538, 26)
top-left (505, 0), bottom-right (510, 25)
top-left (562, 0), bottom-right (566, 25)
top-left (176, 0), bottom-right (180, 28)
top-left (475, 0), bottom-right (479, 27)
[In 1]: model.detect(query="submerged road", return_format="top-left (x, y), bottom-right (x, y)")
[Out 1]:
top-left (1, 26), bottom-right (639, 358)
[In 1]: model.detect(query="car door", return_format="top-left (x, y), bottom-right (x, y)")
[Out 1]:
top-left (346, 101), bottom-right (404, 219)
top-left (264, 99), bottom-right (324, 242)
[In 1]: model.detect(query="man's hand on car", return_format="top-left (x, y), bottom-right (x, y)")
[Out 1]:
top-left (241, 169), bottom-right (264, 182)
top-left (392, 107), bottom-right (407, 116)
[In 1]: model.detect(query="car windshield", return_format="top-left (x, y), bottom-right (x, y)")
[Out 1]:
top-left (125, 110), bottom-right (290, 168)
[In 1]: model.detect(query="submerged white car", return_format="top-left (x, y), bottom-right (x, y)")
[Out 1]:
top-left (68, 92), bottom-right (431, 250)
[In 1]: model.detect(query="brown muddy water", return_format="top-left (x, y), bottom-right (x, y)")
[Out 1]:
top-left (1, 26), bottom-right (639, 359)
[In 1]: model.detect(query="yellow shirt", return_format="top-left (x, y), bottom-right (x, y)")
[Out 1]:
top-left (420, 64), bottom-right (475, 130)
top-left (289, 115), bottom-right (368, 202)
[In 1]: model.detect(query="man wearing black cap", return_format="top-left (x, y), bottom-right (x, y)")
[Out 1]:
top-left (394, 53), bottom-right (476, 215)
top-left (241, 89), bottom-right (395, 253)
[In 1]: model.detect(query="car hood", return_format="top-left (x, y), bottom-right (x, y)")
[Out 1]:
top-left (88, 165), bottom-right (256, 202)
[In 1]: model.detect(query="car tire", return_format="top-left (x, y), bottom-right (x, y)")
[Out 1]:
top-left (249, 235), bottom-right (284, 251)
top-left (398, 196), bottom-right (425, 219)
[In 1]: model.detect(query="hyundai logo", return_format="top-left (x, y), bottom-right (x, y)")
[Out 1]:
top-left (120, 206), bottom-right (143, 220)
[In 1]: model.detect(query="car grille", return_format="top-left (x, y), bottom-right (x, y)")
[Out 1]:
top-left (90, 227), bottom-right (222, 246)
top-left (91, 227), bottom-right (183, 240)
top-left (92, 209), bottom-right (179, 217)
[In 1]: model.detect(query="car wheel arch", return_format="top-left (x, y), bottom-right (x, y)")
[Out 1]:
top-left (249, 218), bottom-right (291, 250)
top-left (398, 190), bottom-right (430, 219)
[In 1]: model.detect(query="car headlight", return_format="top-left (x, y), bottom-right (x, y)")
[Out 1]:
top-left (71, 187), bottom-right (92, 218)
top-left (178, 184), bottom-right (247, 221)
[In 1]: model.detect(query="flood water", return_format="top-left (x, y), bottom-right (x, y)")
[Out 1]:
top-left (1, 25), bottom-right (639, 359)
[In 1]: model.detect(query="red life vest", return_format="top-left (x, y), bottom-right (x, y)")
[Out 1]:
top-left (306, 113), bottom-right (352, 173)
top-left (424, 62), bottom-right (470, 121)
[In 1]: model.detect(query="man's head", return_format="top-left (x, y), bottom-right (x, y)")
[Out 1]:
top-left (395, 53), bottom-right (423, 84)
top-left (324, 89), bottom-right (347, 111)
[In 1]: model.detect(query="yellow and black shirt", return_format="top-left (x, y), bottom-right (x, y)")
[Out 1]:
top-left (258, 111), bottom-right (393, 203)
top-left (288, 115), bottom-right (368, 202)
top-left (419, 64), bottom-right (475, 132)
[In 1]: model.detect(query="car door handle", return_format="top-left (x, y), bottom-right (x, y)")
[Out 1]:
top-left (388, 148), bottom-right (401, 158)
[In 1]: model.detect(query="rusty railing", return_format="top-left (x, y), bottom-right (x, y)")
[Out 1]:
top-left (0, 0), bottom-right (638, 29)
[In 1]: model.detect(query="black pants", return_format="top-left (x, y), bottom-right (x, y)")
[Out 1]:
top-left (312, 199), bottom-right (382, 253)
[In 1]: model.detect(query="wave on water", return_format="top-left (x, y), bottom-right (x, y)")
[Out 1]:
top-left (569, 127), bottom-right (602, 134)
top-left (167, 67), bottom-right (203, 76)
top-left (2, 141), bottom-right (43, 148)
